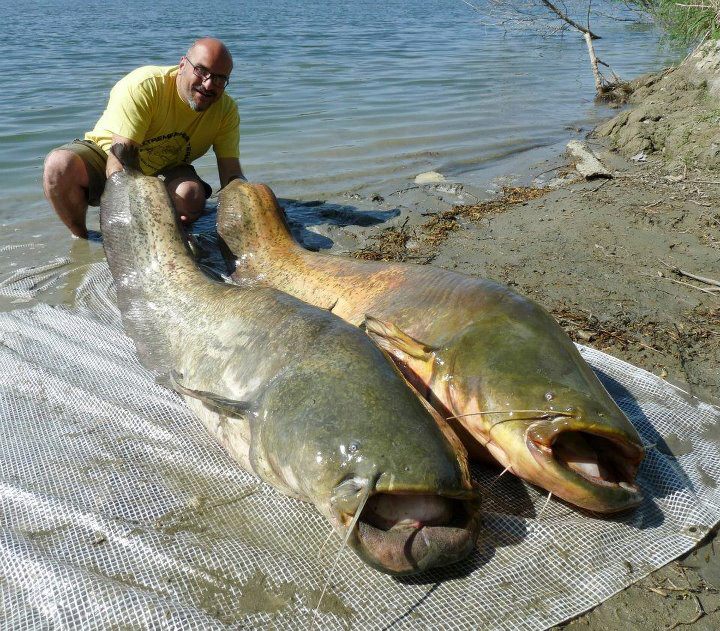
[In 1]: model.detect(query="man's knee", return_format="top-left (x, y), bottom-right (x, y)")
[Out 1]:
top-left (44, 150), bottom-right (89, 189)
top-left (171, 179), bottom-right (205, 200)
top-left (166, 179), bottom-right (206, 221)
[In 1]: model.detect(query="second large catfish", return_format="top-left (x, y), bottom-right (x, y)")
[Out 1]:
top-left (217, 182), bottom-right (645, 513)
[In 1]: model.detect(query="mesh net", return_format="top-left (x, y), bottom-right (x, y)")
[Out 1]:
top-left (1, 261), bottom-right (719, 630)
top-left (0, 255), bottom-right (71, 303)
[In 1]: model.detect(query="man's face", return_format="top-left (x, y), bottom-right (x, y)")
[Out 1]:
top-left (177, 47), bottom-right (232, 112)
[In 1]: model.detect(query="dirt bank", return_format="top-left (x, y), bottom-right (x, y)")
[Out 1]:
top-left (323, 45), bottom-right (719, 629)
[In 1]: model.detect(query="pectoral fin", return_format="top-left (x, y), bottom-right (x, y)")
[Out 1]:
top-left (164, 371), bottom-right (255, 417)
top-left (363, 316), bottom-right (439, 408)
top-left (363, 315), bottom-right (434, 361)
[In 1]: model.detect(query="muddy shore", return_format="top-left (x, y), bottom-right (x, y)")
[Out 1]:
top-left (309, 47), bottom-right (719, 629)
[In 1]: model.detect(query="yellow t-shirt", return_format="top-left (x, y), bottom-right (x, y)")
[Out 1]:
top-left (85, 65), bottom-right (240, 175)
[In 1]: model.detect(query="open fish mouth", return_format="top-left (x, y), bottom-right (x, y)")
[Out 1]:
top-left (526, 421), bottom-right (644, 510)
top-left (342, 492), bottom-right (481, 575)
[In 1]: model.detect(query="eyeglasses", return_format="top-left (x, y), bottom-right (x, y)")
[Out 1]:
top-left (183, 57), bottom-right (230, 88)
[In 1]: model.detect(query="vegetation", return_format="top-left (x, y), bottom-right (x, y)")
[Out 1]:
top-left (464, 0), bottom-right (718, 91)
top-left (630, 0), bottom-right (720, 44)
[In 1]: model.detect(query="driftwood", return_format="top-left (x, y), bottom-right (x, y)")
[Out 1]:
top-left (566, 141), bottom-right (612, 179)
top-left (660, 260), bottom-right (720, 288)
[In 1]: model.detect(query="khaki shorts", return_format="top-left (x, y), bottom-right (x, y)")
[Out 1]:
top-left (55, 140), bottom-right (212, 206)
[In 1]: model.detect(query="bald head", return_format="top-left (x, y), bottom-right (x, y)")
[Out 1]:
top-left (187, 38), bottom-right (233, 71)
top-left (177, 38), bottom-right (234, 112)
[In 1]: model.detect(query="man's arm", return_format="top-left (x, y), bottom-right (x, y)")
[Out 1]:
top-left (107, 135), bottom-right (140, 177)
top-left (217, 157), bottom-right (246, 188)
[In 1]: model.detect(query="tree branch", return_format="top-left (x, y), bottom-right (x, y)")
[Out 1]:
top-left (540, 0), bottom-right (603, 38)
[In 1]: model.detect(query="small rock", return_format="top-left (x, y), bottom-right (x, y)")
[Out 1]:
top-left (630, 152), bottom-right (647, 162)
top-left (414, 171), bottom-right (446, 185)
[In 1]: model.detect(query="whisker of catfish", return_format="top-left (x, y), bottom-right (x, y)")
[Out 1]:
top-left (487, 466), bottom-right (512, 490)
top-left (316, 527), bottom-right (338, 560)
top-left (536, 492), bottom-right (553, 520)
top-left (447, 409), bottom-right (576, 422)
top-left (310, 482), bottom-right (372, 629)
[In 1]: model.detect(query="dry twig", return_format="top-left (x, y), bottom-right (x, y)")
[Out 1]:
top-left (659, 260), bottom-right (720, 288)
top-left (667, 595), bottom-right (705, 629)
top-left (675, 270), bottom-right (720, 288)
top-left (664, 277), bottom-right (720, 297)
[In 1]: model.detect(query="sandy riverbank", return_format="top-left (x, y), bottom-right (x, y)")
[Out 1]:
top-left (309, 48), bottom-right (719, 629)
top-left (437, 147), bottom-right (720, 631)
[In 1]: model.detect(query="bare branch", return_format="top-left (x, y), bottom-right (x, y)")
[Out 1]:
top-left (460, 0), bottom-right (630, 96)
top-left (540, 0), bottom-right (602, 38)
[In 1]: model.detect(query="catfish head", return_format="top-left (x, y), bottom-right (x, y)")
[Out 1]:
top-left (245, 345), bottom-right (484, 576)
top-left (365, 303), bottom-right (645, 514)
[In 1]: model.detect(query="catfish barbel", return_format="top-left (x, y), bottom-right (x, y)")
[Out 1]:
top-left (217, 182), bottom-right (645, 513)
top-left (99, 147), bottom-right (482, 575)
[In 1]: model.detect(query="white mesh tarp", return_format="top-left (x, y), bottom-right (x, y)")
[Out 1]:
top-left (1, 261), bottom-right (719, 630)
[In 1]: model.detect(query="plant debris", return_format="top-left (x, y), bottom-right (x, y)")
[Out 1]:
top-left (551, 305), bottom-right (719, 353)
top-left (352, 186), bottom-right (548, 262)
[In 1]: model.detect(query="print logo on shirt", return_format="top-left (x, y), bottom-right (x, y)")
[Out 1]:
top-left (140, 132), bottom-right (192, 173)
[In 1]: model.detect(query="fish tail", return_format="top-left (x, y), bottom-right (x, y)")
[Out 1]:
top-left (100, 158), bottom-right (200, 374)
top-left (217, 181), bottom-right (295, 258)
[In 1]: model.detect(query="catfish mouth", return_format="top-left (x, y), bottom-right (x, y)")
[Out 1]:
top-left (343, 493), bottom-right (481, 576)
top-left (527, 427), bottom-right (644, 509)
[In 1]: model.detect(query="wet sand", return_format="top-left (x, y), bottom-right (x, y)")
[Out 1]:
top-left (433, 154), bottom-right (720, 630)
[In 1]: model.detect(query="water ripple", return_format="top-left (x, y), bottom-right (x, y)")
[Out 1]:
top-left (3, 0), bottom-right (681, 211)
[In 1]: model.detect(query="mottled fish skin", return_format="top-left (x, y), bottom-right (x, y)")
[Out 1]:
top-left (217, 182), bottom-right (645, 514)
top-left (99, 165), bottom-right (482, 575)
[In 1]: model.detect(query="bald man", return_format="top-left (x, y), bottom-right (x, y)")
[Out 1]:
top-left (43, 38), bottom-right (246, 238)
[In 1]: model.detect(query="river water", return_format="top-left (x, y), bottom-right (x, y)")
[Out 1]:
top-left (2, 0), bottom-right (680, 307)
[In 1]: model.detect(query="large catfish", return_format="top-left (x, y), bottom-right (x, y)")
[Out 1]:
top-left (99, 150), bottom-right (482, 575)
top-left (217, 182), bottom-right (645, 513)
